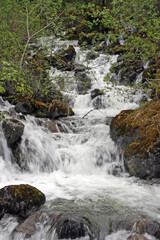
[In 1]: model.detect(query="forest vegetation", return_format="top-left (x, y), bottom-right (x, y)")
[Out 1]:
top-left (0, 0), bottom-right (159, 102)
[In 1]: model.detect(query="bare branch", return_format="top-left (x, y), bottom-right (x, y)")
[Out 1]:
top-left (82, 108), bottom-right (100, 119)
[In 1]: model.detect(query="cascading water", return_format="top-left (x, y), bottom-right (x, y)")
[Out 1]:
top-left (0, 38), bottom-right (160, 240)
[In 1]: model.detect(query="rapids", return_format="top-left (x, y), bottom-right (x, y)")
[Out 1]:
top-left (0, 38), bottom-right (159, 240)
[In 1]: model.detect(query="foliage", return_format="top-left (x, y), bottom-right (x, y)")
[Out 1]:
top-left (102, 0), bottom-right (160, 61)
top-left (0, 0), bottom-right (64, 100)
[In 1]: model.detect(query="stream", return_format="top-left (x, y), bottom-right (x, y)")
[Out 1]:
top-left (0, 37), bottom-right (160, 240)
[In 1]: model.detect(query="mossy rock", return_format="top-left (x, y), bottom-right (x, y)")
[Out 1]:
top-left (49, 100), bottom-right (74, 119)
top-left (0, 184), bottom-right (45, 219)
top-left (110, 100), bottom-right (160, 179)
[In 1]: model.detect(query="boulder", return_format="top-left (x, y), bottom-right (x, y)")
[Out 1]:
top-left (56, 216), bottom-right (86, 239)
top-left (110, 100), bottom-right (160, 179)
top-left (2, 119), bottom-right (24, 147)
top-left (49, 100), bottom-right (74, 119)
top-left (0, 184), bottom-right (45, 218)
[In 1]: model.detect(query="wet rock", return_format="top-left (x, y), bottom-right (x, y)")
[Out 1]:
top-left (92, 96), bottom-right (108, 109)
top-left (48, 45), bottom-right (76, 71)
top-left (110, 100), bottom-right (160, 179)
top-left (49, 100), bottom-right (74, 119)
top-left (109, 162), bottom-right (123, 176)
top-left (86, 52), bottom-right (99, 60)
top-left (132, 221), bottom-right (149, 234)
top-left (15, 102), bottom-right (30, 114)
top-left (2, 119), bottom-right (24, 147)
top-left (47, 120), bottom-right (72, 133)
top-left (75, 72), bottom-right (92, 94)
top-left (91, 89), bottom-right (104, 100)
top-left (14, 212), bottom-right (40, 237)
top-left (127, 233), bottom-right (148, 240)
top-left (110, 59), bottom-right (144, 85)
top-left (0, 184), bottom-right (45, 218)
top-left (146, 221), bottom-right (160, 239)
top-left (56, 217), bottom-right (86, 239)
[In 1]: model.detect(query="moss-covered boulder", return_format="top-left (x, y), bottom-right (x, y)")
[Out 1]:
top-left (110, 100), bottom-right (160, 179)
top-left (49, 100), bottom-right (74, 119)
top-left (0, 184), bottom-right (45, 219)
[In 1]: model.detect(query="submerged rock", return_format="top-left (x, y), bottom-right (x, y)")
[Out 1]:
top-left (110, 100), bottom-right (160, 179)
top-left (0, 184), bottom-right (45, 218)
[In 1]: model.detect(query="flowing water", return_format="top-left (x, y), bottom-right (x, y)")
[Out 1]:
top-left (0, 38), bottom-right (160, 240)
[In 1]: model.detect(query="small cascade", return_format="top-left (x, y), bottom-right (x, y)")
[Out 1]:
top-left (0, 38), bottom-right (159, 240)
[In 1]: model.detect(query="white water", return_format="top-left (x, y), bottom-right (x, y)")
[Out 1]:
top-left (0, 39), bottom-right (159, 240)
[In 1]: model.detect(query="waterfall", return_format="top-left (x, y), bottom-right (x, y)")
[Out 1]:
top-left (0, 39), bottom-right (159, 240)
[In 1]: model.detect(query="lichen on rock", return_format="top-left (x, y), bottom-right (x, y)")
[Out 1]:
top-left (110, 100), bottom-right (160, 179)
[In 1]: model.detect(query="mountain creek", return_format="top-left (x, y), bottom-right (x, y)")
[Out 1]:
top-left (0, 37), bottom-right (160, 240)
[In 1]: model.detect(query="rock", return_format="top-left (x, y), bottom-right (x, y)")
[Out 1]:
top-left (127, 233), bottom-right (148, 240)
top-left (110, 100), bottom-right (160, 179)
top-left (86, 52), bottom-right (99, 60)
top-left (132, 221), bottom-right (149, 234)
top-left (47, 120), bottom-right (70, 133)
top-left (91, 89), bottom-right (104, 100)
top-left (110, 59), bottom-right (144, 85)
top-left (15, 102), bottom-right (30, 114)
top-left (14, 212), bottom-right (40, 237)
top-left (49, 100), bottom-right (74, 119)
top-left (56, 217), bottom-right (86, 239)
top-left (2, 119), bottom-right (24, 147)
top-left (146, 221), bottom-right (160, 239)
top-left (48, 45), bottom-right (76, 71)
top-left (75, 72), bottom-right (92, 94)
top-left (0, 184), bottom-right (45, 218)
top-left (74, 64), bottom-right (86, 73)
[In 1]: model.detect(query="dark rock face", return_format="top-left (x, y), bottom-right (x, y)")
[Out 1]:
top-left (56, 217), bottom-right (86, 239)
top-left (75, 72), bottom-right (91, 94)
top-left (2, 119), bottom-right (24, 147)
top-left (110, 100), bottom-right (160, 179)
top-left (0, 184), bottom-right (45, 219)
top-left (49, 100), bottom-right (74, 119)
